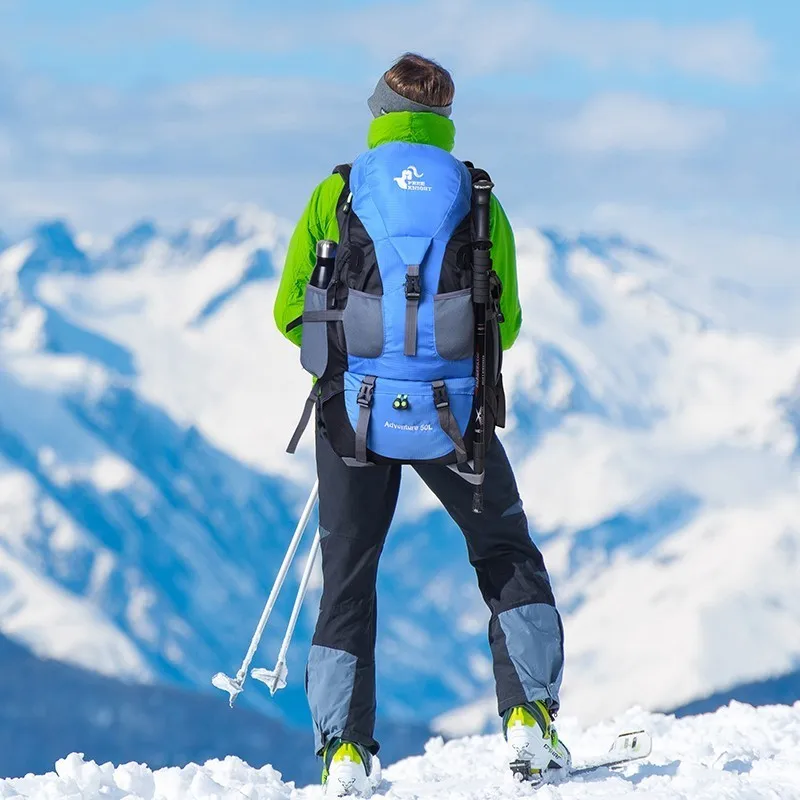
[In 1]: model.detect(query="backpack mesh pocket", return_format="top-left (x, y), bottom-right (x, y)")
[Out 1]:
top-left (434, 288), bottom-right (474, 361)
top-left (343, 289), bottom-right (384, 358)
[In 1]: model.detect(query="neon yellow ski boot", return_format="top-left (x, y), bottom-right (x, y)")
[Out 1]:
top-left (321, 738), bottom-right (373, 797)
top-left (503, 701), bottom-right (571, 782)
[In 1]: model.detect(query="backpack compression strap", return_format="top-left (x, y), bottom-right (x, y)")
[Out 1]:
top-left (433, 381), bottom-right (468, 463)
top-left (404, 265), bottom-right (421, 356)
top-left (355, 375), bottom-right (376, 463)
top-left (287, 387), bottom-right (319, 454)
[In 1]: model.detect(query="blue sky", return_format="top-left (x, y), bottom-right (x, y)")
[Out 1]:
top-left (0, 0), bottom-right (797, 258)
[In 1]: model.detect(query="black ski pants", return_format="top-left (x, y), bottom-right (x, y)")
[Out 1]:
top-left (306, 429), bottom-right (564, 755)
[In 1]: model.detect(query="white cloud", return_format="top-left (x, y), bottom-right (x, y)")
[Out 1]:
top-left (341, 2), bottom-right (769, 84)
top-left (0, 45), bottom-right (793, 246)
top-left (9, 1), bottom-right (770, 86)
top-left (0, 67), bottom-right (365, 229)
top-left (349, 4), bottom-right (745, 84)
top-left (555, 92), bottom-right (726, 154)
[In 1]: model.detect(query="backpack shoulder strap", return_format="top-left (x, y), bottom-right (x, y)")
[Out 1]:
top-left (332, 163), bottom-right (353, 232)
top-left (333, 164), bottom-right (352, 208)
top-left (333, 163), bottom-right (352, 185)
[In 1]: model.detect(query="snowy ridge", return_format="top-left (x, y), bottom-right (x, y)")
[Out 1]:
top-left (1, 207), bottom-right (799, 732)
top-left (0, 214), bottom-right (310, 705)
top-left (441, 227), bottom-right (800, 726)
top-left (4, 703), bottom-right (800, 799)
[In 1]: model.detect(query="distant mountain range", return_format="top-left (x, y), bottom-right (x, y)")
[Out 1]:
top-left (1, 206), bottom-right (798, 771)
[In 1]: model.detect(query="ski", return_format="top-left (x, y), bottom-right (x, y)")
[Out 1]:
top-left (513, 730), bottom-right (653, 787)
top-left (569, 730), bottom-right (653, 776)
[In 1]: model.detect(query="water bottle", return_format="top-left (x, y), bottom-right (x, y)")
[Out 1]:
top-left (310, 240), bottom-right (337, 289)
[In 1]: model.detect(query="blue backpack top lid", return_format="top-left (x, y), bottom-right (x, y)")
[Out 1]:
top-left (350, 142), bottom-right (472, 267)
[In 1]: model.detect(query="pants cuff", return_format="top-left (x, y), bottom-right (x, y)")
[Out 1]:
top-left (497, 692), bottom-right (560, 718)
top-left (315, 728), bottom-right (380, 757)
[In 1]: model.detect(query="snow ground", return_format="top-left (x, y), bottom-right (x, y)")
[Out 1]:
top-left (4, 703), bottom-right (799, 799)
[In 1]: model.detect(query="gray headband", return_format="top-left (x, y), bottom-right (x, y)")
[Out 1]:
top-left (368, 75), bottom-right (452, 119)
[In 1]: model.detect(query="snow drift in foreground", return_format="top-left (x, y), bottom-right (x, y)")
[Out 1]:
top-left (4, 703), bottom-right (799, 800)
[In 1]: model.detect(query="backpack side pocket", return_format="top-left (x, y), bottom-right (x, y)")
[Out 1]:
top-left (300, 286), bottom-right (342, 378)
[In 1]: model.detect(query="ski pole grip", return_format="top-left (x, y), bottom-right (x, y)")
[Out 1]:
top-left (472, 179), bottom-right (494, 306)
top-left (472, 180), bottom-right (494, 243)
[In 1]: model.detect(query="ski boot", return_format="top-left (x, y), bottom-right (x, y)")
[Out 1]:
top-left (322, 738), bottom-right (373, 797)
top-left (503, 701), bottom-right (571, 784)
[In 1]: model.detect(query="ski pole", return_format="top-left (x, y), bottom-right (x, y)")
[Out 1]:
top-left (471, 179), bottom-right (494, 514)
top-left (212, 479), bottom-right (319, 707)
top-left (251, 527), bottom-right (321, 695)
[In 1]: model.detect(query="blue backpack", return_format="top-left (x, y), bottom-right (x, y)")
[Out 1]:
top-left (288, 141), bottom-right (506, 471)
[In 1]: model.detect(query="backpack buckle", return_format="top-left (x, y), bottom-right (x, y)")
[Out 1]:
top-left (404, 274), bottom-right (421, 301)
top-left (432, 380), bottom-right (449, 409)
top-left (357, 376), bottom-right (376, 408)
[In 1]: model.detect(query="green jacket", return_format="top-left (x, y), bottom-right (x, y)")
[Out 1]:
top-left (273, 111), bottom-right (523, 349)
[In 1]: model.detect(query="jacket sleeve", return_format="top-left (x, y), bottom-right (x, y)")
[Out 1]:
top-left (273, 174), bottom-right (345, 347)
top-left (489, 195), bottom-right (523, 350)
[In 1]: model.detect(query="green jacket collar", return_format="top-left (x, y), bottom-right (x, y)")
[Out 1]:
top-left (367, 112), bottom-right (455, 152)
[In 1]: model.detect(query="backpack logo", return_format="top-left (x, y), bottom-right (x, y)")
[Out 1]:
top-left (393, 165), bottom-right (431, 192)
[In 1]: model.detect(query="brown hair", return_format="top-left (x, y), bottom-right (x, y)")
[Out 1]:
top-left (384, 53), bottom-right (455, 108)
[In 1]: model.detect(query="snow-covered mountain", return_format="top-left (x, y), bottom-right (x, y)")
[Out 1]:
top-left (0, 213), bottom-right (314, 720)
top-left (4, 703), bottom-right (800, 799)
top-left (1, 206), bottom-right (799, 741)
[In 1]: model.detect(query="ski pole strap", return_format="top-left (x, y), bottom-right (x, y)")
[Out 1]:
top-left (355, 375), bottom-right (376, 463)
top-left (432, 380), bottom-right (468, 463)
top-left (287, 387), bottom-right (319, 454)
top-left (404, 265), bottom-right (421, 356)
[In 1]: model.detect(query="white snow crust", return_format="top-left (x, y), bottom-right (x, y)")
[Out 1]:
top-left (3, 703), bottom-right (799, 799)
